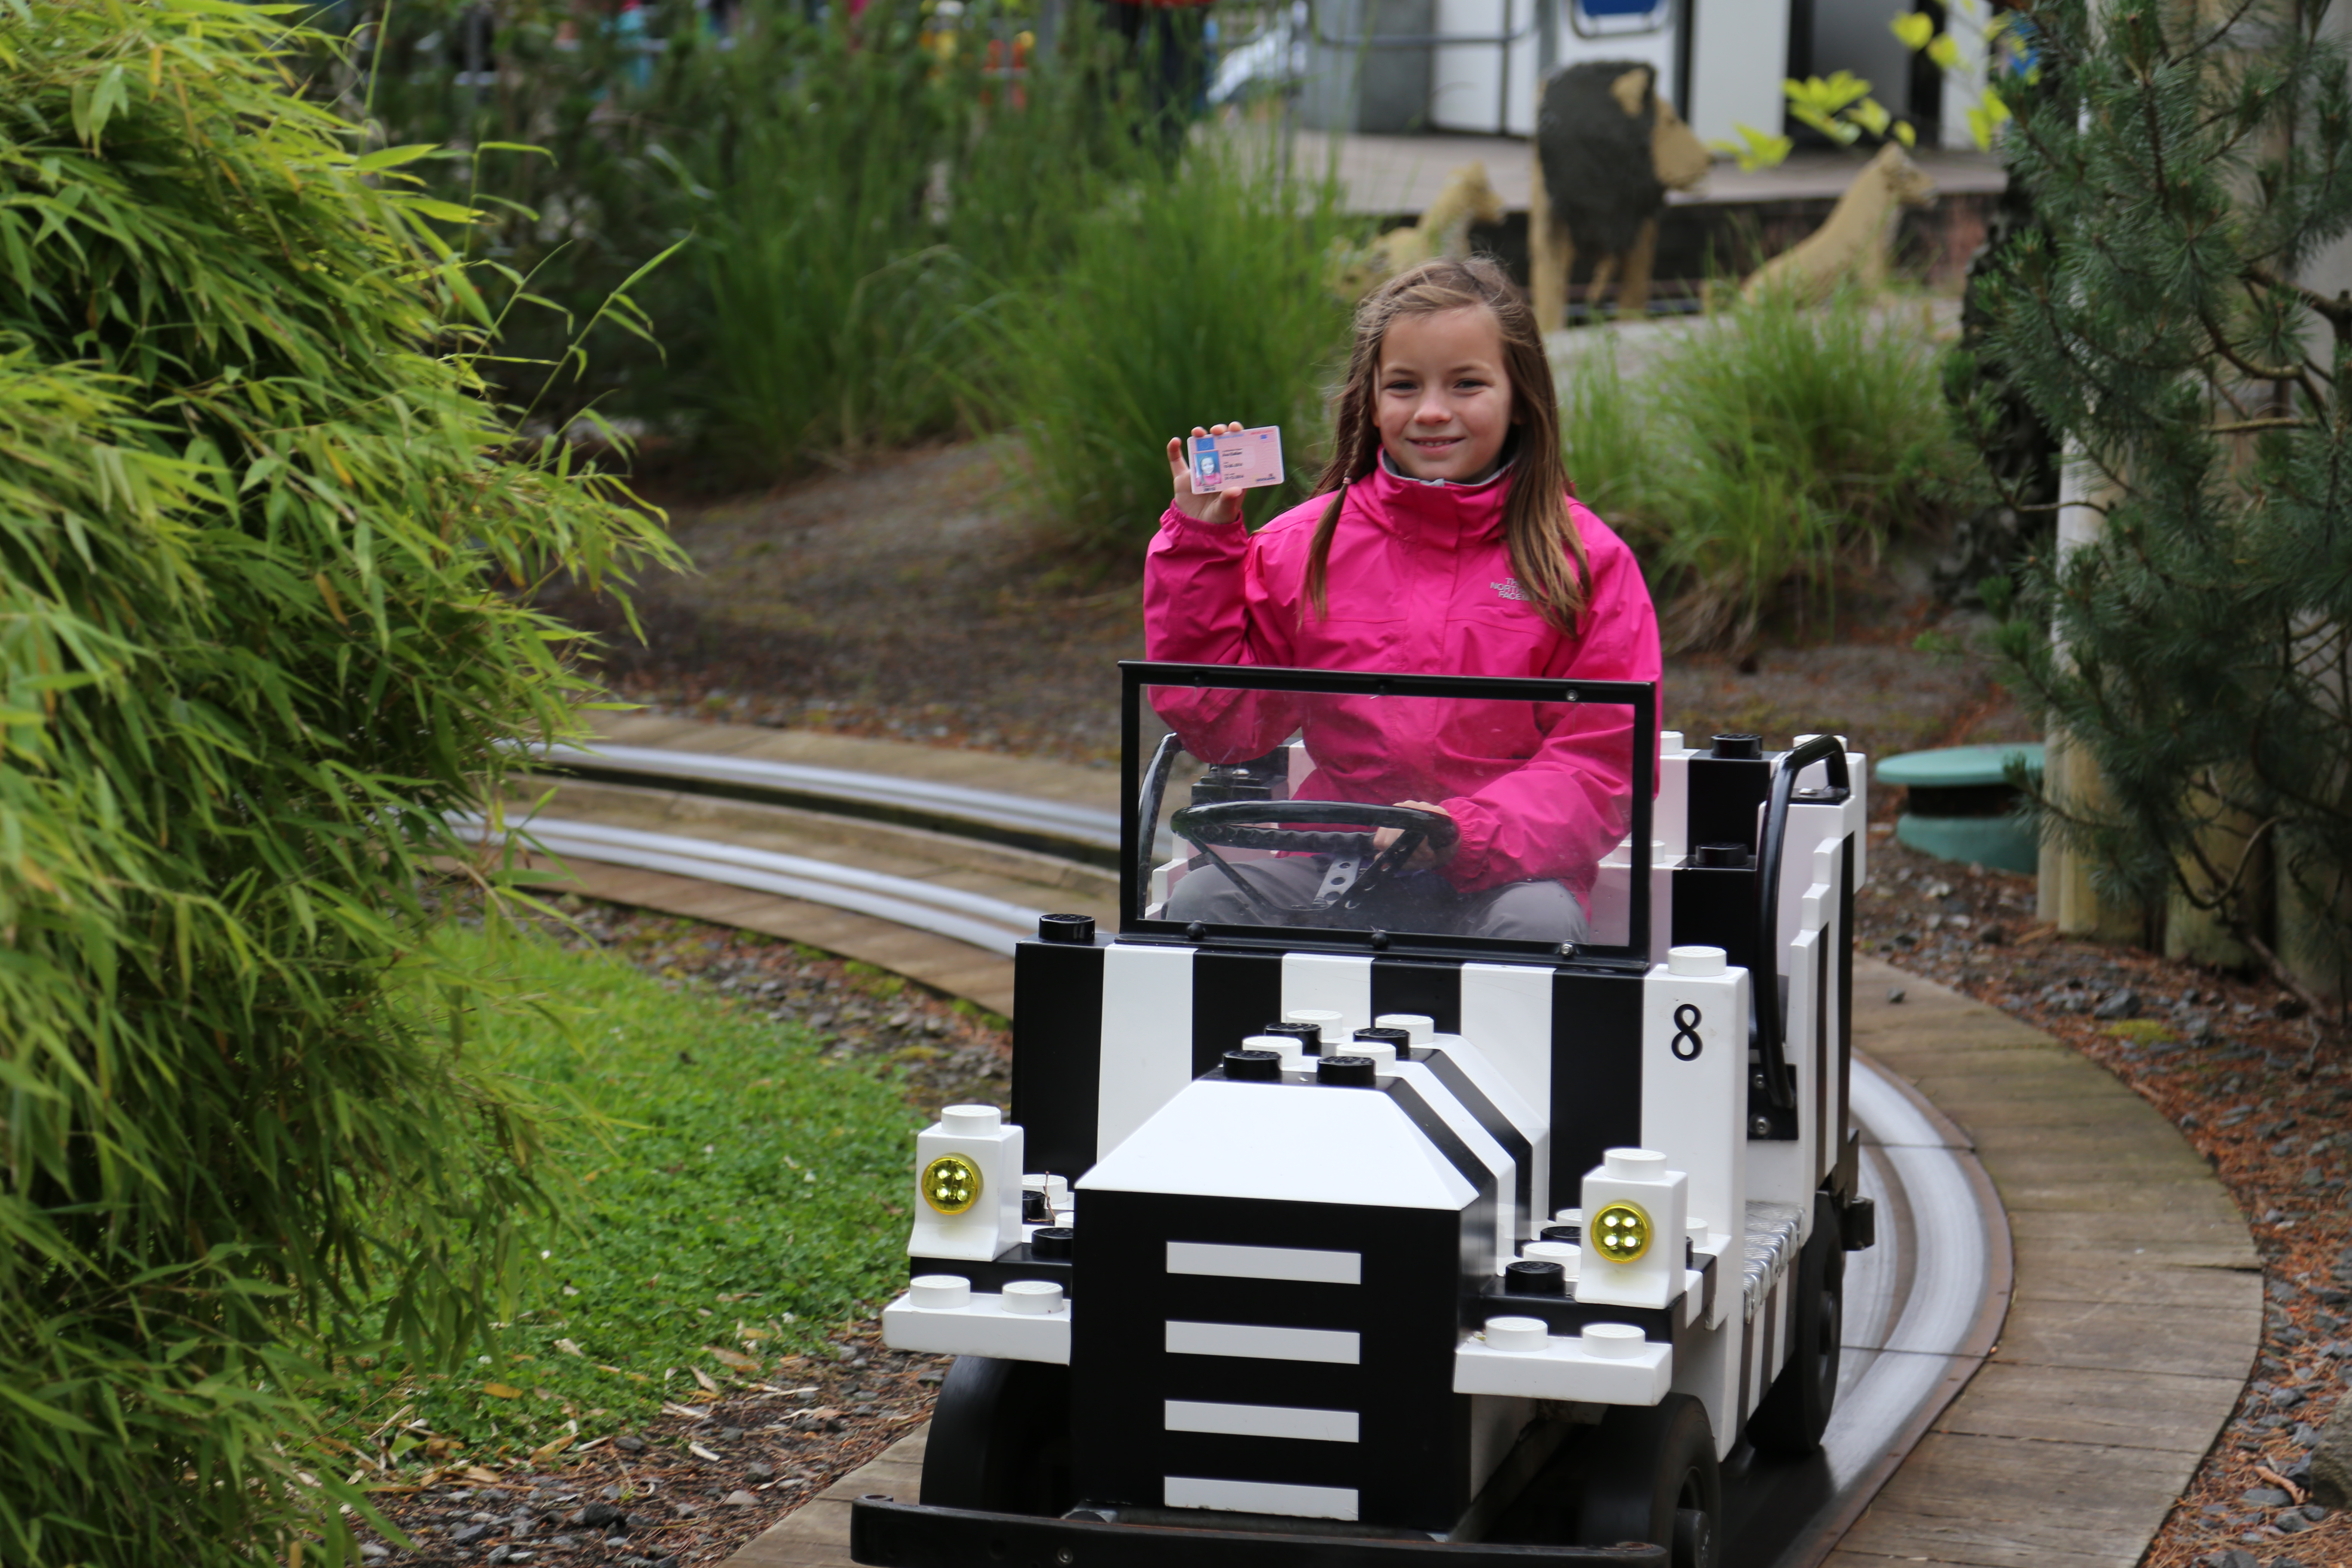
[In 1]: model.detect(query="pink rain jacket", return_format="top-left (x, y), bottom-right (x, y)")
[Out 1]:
top-left (1143, 461), bottom-right (1662, 901)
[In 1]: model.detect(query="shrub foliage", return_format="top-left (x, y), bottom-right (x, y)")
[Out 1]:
top-left (0, 3), bottom-right (671, 1561)
top-left (1968, 1), bottom-right (2352, 995)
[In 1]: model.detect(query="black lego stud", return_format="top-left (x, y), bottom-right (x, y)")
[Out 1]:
top-left (1353, 1026), bottom-right (1410, 1052)
top-left (1222, 1047), bottom-right (1283, 1081)
top-left (1037, 912), bottom-right (1095, 944)
top-left (1695, 841), bottom-right (1753, 869)
top-left (1315, 1054), bottom-right (1376, 1087)
top-left (1029, 1226), bottom-right (1075, 1260)
top-left (1262, 1020), bottom-right (1323, 1054)
top-left (1710, 733), bottom-right (1762, 760)
top-left (1502, 1259), bottom-right (1568, 1296)
top-left (1540, 1222), bottom-right (1582, 1245)
top-left (1021, 1187), bottom-right (1053, 1225)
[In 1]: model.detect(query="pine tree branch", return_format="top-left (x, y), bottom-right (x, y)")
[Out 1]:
top-left (2245, 263), bottom-right (2352, 337)
top-left (2209, 416), bottom-right (2312, 432)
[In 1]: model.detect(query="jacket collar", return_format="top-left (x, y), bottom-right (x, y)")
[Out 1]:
top-left (1359, 445), bottom-right (1514, 544)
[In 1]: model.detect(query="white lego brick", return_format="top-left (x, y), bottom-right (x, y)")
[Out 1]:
top-left (1096, 943), bottom-right (1196, 1160)
top-left (1081, 1078), bottom-right (1477, 1210)
top-left (1282, 952), bottom-right (1374, 1040)
top-left (1658, 734), bottom-right (1695, 862)
top-left (1639, 949), bottom-right (1748, 1311)
top-left (1165, 1476), bottom-right (1357, 1521)
top-left (1460, 962), bottom-right (1554, 1125)
top-left (1574, 1148), bottom-right (1690, 1311)
top-left (1166, 1240), bottom-right (1362, 1285)
top-left (1166, 1319), bottom-right (1361, 1364)
top-left (907, 1104), bottom-right (1024, 1263)
top-left (1452, 1318), bottom-right (1672, 1405)
top-left (881, 1283), bottom-right (1070, 1363)
top-left (1592, 839), bottom-right (1678, 958)
top-left (1164, 1400), bottom-right (1359, 1442)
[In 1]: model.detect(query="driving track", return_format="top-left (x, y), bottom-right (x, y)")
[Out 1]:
top-left (486, 763), bottom-right (2007, 1568)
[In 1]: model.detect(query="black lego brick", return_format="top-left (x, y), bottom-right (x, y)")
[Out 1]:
top-left (908, 1245), bottom-right (1075, 1299)
top-left (1192, 947), bottom-right (1286, 1076)
top-left (1071, 1191), bottom-right (1477, 1534)
top-left (1671, 864), bottom-right (1761, 980)
top-left (1370, 957), bottom-right (1463, 1034)
top-left (1011, 938), bottom-right (1105, 1179)
top-left (1459, 1283), bottom-right (1679, 1345)
top-left (1685, 753), bottom-right (1771, 854)
top-left (1547, 968), bottom-right (1645, 1216)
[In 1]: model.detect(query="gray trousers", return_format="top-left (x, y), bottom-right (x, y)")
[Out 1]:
top-left (1165, 854), bottom-right (1588, 943)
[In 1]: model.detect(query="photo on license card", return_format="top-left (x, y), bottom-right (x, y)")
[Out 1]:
top-left (1189, 427), bottom-right (1285, 494)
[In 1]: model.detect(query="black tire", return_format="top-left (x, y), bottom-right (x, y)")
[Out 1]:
top-left (916, 1356), bottom-right (1073, 1516)
top-left (1746, 1190), bottom-right (1846, 1456)
top-left (1573, 1392), bottom-right (1721, 1568)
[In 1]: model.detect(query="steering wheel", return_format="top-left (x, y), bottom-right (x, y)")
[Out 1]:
top-left (1170, 799), bottom-right (1460, 924)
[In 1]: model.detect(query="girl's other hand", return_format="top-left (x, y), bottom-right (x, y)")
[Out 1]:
top-left (1167, 422), bottom-right (1247, 525)
top-left (1374, 801), bottom-right (1455, 869)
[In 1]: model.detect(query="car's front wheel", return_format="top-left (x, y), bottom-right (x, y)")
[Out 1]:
top-left (916, 1355), bottom-right (1073, 1516)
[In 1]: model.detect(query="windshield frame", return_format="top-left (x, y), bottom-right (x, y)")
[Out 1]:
top-left (1119, 660), bottom-right (1657, 967)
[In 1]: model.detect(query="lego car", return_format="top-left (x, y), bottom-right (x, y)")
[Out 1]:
top-left (849, 661), bottom-right (1875, 1568)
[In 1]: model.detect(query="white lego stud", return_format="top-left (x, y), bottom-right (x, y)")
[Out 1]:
top-left (1246, 1033), bottom-right (1308, 1071)
top-left (1582, 1323), bottom-right (1646, 1359)
top-left (1003, 1280), bottom-right (1067, 1315)
top-left (909, 1275), bottom-right (971, 1311)
top-left (1375, 1014), bottom-right (1435, 1044)
top-left (1554, 1207), bottom-right (1583, 1227)
top-left (1666, 945), bottom-right (1727, 977)
top-left (1575, 1146), bottom-right (1690, 1311)
top-left (910, 1102), bottom-right (1025, 1263)
top-left (1660, 731), bottom-right (1684, 750)
top-left (1348, 1038), bottom-right (1398, 1069)
top-left (1485, 1317), bottom-right (1549, 1352)
top-left (1523, 1240), bottom-right (1580, 1278)
top-left (1284, 1008), bottom-right (1344, 1031)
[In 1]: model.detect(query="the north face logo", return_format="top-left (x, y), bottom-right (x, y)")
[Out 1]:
top-left (1491, 579), bottom-right (1530, 601)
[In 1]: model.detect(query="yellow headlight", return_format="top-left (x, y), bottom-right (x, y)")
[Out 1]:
top-left (1591, 1200), bottom-right (1652, 1263)
top-left (921, 1153), bottom-right (983, 1216)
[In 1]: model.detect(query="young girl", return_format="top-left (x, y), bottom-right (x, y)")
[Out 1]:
top-left (1145, 256), bottom-right (1661, 943)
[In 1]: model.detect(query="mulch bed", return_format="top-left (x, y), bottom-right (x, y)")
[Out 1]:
top-left (1855, 833), bottom-right (2350, 1568)
top-left (351, 902), bottom-right (1007, 1565)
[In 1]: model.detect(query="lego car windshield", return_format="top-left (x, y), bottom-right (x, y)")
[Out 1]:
top-left (1122, 662), bottom-right (1655, 961)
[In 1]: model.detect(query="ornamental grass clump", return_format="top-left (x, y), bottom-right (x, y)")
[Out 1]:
top-left (0, 3), bottom-right (673, 1563)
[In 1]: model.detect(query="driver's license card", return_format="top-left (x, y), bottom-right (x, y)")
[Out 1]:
top-left (1188, 426), bottom-right (1286, 494)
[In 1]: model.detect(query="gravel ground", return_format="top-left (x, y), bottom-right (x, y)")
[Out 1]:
top-left (548, 441), bottom-right (2031, 769)
top-left (1854, 838), bottom-right (2351, 1568)
top-left (352, 901), bottom-right (1010, 1566)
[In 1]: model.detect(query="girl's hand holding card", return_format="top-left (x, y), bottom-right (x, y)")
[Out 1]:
top-left (1164, 420), bottom-right (1269, 524)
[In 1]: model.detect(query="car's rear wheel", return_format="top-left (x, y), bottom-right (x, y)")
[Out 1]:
top-left (917, 1356), bottom-right (1073, 1516)
top-left (1746, 1190), bottom-right (1846, 1456)
top-left (1572, 1392), bottom-right (1721, 1568)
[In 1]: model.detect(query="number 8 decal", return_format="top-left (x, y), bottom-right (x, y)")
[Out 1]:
top-left (1671, 1003), bottom-right (1703, 1061)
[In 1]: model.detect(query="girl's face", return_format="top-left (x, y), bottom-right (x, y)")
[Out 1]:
top-left (1374, 306), bottom-right (1519, 483)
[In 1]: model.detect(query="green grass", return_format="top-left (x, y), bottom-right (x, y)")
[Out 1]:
top-left (996, 137), bottom-right (1362, 564)
top-left (322, 927), bottom-right (926, 1463)
top-left (1559, 287), bottom-right (1982, 649)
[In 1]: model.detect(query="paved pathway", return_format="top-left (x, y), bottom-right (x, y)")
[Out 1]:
top-left (1828, 958), bottom-right (2259, 1568)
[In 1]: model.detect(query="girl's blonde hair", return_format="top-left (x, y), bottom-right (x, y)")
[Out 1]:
top-left (1305, 256), bottom-right (1589, 631)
